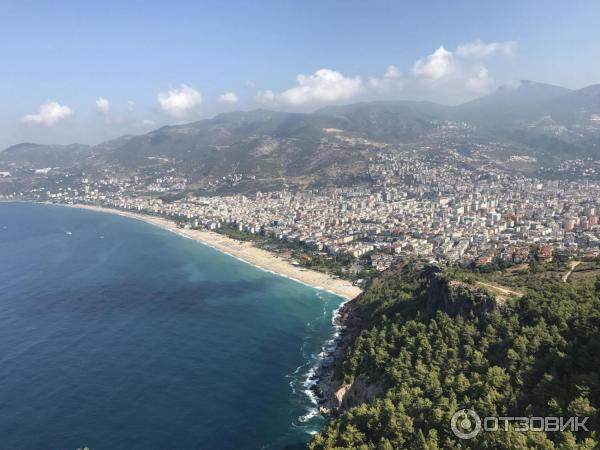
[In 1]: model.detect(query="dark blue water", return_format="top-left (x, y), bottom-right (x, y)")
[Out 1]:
top-left (0, 203), bottom-right (341, 450)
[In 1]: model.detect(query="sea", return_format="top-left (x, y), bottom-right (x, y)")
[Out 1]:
top-left (0, 202), bottom-right (343, 450)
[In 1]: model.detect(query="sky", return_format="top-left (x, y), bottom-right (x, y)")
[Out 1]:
top-left (1, 0), bottom-right (599, 149)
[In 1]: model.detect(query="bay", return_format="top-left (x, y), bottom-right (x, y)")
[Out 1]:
top-left (0, 202), bottom-right (341, 450)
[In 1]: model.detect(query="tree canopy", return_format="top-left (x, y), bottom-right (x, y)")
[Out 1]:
top-left (309, 265), bottom-right (599, 449)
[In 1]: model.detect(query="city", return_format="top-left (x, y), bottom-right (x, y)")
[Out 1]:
top-left (6, 149), bottom-right (600, 280)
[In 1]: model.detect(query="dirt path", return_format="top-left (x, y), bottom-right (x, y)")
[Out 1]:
top-left (562, 261), bottom-right (581, 282)
top-left (476, 281), bottom-right (524, 304)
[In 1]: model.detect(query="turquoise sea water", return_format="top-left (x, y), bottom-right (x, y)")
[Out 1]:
top-left (0, 202), bottom-right (342, 449)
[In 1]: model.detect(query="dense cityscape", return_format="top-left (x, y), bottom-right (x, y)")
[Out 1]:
top-left (5, 149), bottom-right (600, 278)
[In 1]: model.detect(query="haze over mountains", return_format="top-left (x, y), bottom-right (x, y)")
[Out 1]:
top-left (2, 80), bottom-right (600, 185)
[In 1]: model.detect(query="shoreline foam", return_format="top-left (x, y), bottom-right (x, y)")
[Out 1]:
top-left (56, 203), bottom-right (362, 300)
top-left (295, 292), bottom-right (352, 427)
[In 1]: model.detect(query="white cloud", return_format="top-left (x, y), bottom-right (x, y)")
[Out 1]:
top-left (385, 65), bottom-right (402, 78)
top-left (256, 90), bottom-right (276, 103)
top-left (413, 46), bottom-right (454, 80)
top-left (96, 97), bottom-right (110, 114)
top-left (466, 67), bottom-right (495, 94)
top-left (218, 91), bottom-right (240, 104)
top-left (142, 119), bottom-right (156, 127)
top-left (368, 65), bottom-right (403, 92)
top-left (410, 40), bottom-right (516, 99)
top-left (413, 41), bottom-right (515, 83)
top-left (258, 69), bottom-right (362, 106)
top-left (22, 101), bottom-right (73, 126)
top-left (245, 80), bottom-right (256, 88)
top-left (127, 100), bottom-right (136, 111)
top-left (455, 40), bottom-right (516, 58)
top-left (157, 84), bottom-right (202, 117)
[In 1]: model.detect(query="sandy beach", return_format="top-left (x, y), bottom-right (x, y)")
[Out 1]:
top-left (63, 203), bottom-right (362, 300)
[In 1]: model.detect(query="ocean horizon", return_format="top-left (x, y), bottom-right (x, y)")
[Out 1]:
top-left (0, 202), bottom-right (342, 449)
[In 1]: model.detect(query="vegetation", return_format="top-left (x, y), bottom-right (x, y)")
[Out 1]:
top-left (211, 224), bottom-right (376, 280)
top-left (309, 264), bottom-right (599, 449)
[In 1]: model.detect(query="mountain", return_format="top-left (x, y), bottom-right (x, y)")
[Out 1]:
top-left (315, 101), bottom-right (451, 142)
top-left (95, 110), bottom-right (368, 180)
top-left (101, 103), bottom-right (451, 175)
top-left (453, 81), bottom-right (600, 160)
top-left (548, 84), bottom-right (600, 124)
top-left (0, 143), bottom-right (91, 167)
top-left (454, 80), bottom-right (572, 125)
top-left (2, 81), bottom-right (600, 188)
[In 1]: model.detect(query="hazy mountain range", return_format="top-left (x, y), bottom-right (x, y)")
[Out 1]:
top-left (2, 80), bottom-right (600, 183)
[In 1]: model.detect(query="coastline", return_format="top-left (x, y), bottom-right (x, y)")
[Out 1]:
top-left (303, 299), bottom-right (354, 419)
top-left (57, 203), bottom-right (362, 300)
top-left (2, 199), bottom-right (359, 426)
top-left (308, 300), bottom-right (359, 417)
top-left (0, 199), bottom-right (354, 447)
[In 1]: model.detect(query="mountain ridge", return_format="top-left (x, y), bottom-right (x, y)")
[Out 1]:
top-left (4, 80), bottom-right (595, 154)
top-left (2, 80), bottom-right (599, 185)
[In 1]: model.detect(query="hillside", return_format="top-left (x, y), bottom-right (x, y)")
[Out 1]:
top-left (0, 143), bottom-right (91, 167)
top-left (549, 84), bottom-right (600, 124)
top-left (453, 80), bottom-right (572, 125)
top-left (309, 263), bottom-right (599, 449)
top-left (2, 81), bottom-right (600, 189)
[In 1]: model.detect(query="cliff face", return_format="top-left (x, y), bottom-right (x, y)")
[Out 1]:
top-left (313, 301), bottom-right (375, 415)
top-left (333, 376), bottom-right (382, 410)
top-left (315, 266), bottom-right (500, 415)
top-left (426, 271), bottom-right (498, 319)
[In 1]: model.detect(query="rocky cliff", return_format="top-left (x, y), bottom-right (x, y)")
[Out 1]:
top-left (313, 264), bottom-right (501, 416)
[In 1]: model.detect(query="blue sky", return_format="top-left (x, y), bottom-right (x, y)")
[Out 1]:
top-left (1, 0), bottom-right (599, 148)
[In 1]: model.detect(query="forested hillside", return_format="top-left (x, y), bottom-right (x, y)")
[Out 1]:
top-left (309, 264), bottom-right (599, 449)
